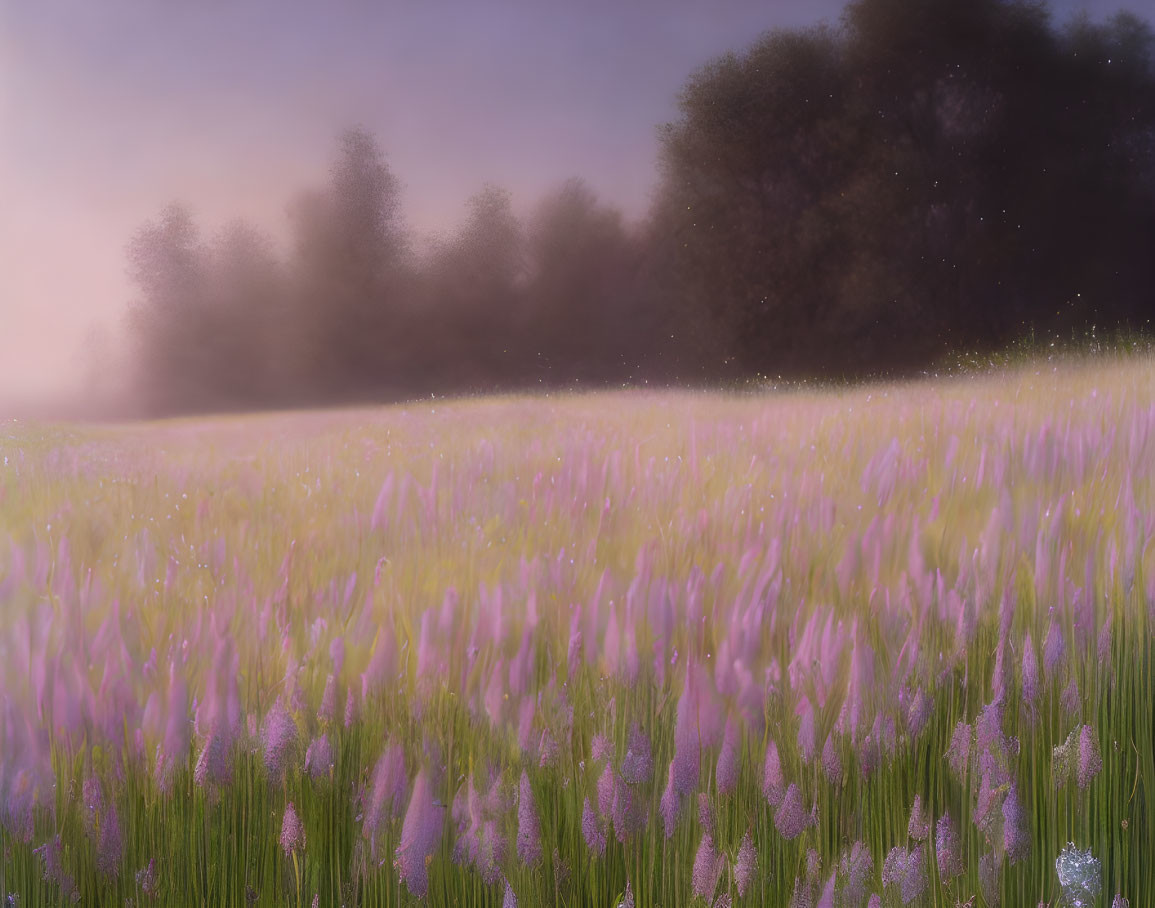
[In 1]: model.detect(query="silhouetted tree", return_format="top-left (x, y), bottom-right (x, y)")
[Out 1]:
top-left (652, 0), bottom-right (1155, 378)
top-left (419, 184), bottom-right (526, 391)
top-left (524, 178), bottom-right (644, 384)
top-left (289, 127), bottom-right (410, 399)
top-left (126, 202), bottom-right (212, 413)
top-left (203, 220), bottom-right (285, 406)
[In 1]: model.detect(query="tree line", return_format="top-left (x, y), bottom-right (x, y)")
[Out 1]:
top-left (127, 0), bottom-right (1155, 415)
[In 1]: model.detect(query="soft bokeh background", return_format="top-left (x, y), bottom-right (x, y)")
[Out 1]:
top-left (0, 0), bottom-right (1140, 404)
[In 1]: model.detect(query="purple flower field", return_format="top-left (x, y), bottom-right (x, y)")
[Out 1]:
top-left (0, 358), bottom-right (1152, 905)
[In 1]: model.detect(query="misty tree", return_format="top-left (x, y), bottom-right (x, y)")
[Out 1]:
top-left (650, 25), bottom-right (851, 378)
top-left (126, 202), bottom-right (212, 413)
top-left (289, 127), bottom-right (410, 399)
top-left (652, 0), bottom-right (1155, 378)
top-left (127, 207), bottom-right (287, 413)
top-left (419, 184), bottom-right (526, 391)
top-left (203, 220), bottom-right (285, 406)
top-left (525, 178), bottom-right (642, 384)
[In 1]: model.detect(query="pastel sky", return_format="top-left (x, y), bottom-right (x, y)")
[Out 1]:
top-left (0, 0), bottom-right (1141, 403)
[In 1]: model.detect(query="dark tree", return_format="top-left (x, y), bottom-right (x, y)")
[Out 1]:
top-left (524, 178), bottom-right (644, 384)
top-left (419, 184), bottom-right (526, 391)
top-left (203, 220), bottom-right (285, 406)
top-left (126, 203), bottom-right (212, 414)
top-left (651, 0), bottom-right (1155, 378)
top-left (289, 127), bottom-right (410, 399)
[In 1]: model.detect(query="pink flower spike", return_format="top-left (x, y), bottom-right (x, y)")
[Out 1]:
top-left (280, 802), bottom-right (305, 857)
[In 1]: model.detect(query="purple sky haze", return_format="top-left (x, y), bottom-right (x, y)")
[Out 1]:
top-left (0, 0), bottom-right (1141, 403)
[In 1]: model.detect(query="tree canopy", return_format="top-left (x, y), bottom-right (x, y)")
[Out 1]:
top-left (651, 0), bottom-right (1155, 377)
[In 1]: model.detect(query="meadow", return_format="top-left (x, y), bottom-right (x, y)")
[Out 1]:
top-left (0, 355), bottom-right (1152, 906)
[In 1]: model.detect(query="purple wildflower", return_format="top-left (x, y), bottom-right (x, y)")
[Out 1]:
top-left (582, 797), bottom-right (606, 856)
top-left (906, 687), bottom-right (931, 740)
top-left (1003, 783), bottom-right (1030, 864)
top-left (1044, 615), bottom-right (1065, 681)
top-left (672, 665), bottom-right (702, 797)
top-left (697, 792), bottom-right (715, 836)
top-left (361, 627), bottom-right (396, 701)
top-left (790, 876), bottom-right (815, 908)
top-left (478, 817), bottom-right (505, 882)
top-left (945, 721), bottom-right (971, 781)
top-left (304, 734), bottom-right (334, 781)
top-left (882, 846), bottom-right (926, 905)
top-left (1098, 615), bottom-right (1113, 668)
top-left (716, 717), bottom-right (740, 795)
top-left (136, 858), bottom-right (159, 897)
top-left (734, 829), bottom-right (756, 898)
top-left (516, 770), bottom-right (542, 866)
top-left (612, 780), bottom-right (647, 843)
top-left (774, 784), bottom-right (814, 840)
top-left (900, 849), bottom-right (927, 904)
top-left (881, 846), bottom-right (903, 887)
top-left (33, 835), bottom-right (76, 900)
top-left (538, 728), bottom-right (560, 768)
top-left (817, 872), bottom-right (836, 908)
top-left (597, 764), bottom-right (616, 819)
top-left (503, 877), bottom-right (517, 908)
top-left (822, 734), bottom-right (842, 787)
top-left (157, 667), bottom-right (189, 793)
top-left (975, 768), bottom-right (1004, 838)
top-left (1077, 725), bottom-right (1103, 789)
top-left (591, 732), bottom-right (612, 763)
top-left (3, 769), bottom-right (35, 843)
top-left (280, 802), bottom-right (305, 856)
top-left (620, 723), bottom-right (652, 785)
top-left (395, 769), bottom-right (444, 898)
top-left (907, 794), bottom-right (929, 841)
top-left (935, 812), bottom-right (964, 881)
top-left (344, 687), bottom-right (358, 729)
top-left (364, 741), bottom-right (407, 847)
top-left (319, 674), bottom-right (338, 724)
top-left (96, 803), bottom-right (124, 878)
top-left (859, 713), bottom-right (889, 777)
top-left (194, 731), bottom-right (230, 789)
top-left (839, 840), bottom-right (872, 907)
top-left (476, 820), bottom-right (505, 887)
top-left (975, 700), bottom-right (1006, 755)
top-left (1113, 896), bottom-right (1130, 908)
top-left (82, 776), bottom-right (123, 877)
top-left (691, 833), bottom-right (724, 901)
top-left (807, 848), bottom-right (822, 882)
top-left (1061, 676), bottom-right (1081, 717)
top-left (567, 624), bottom-right (582, 677)
top-left (261, 700), bottom-right (298, 781)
